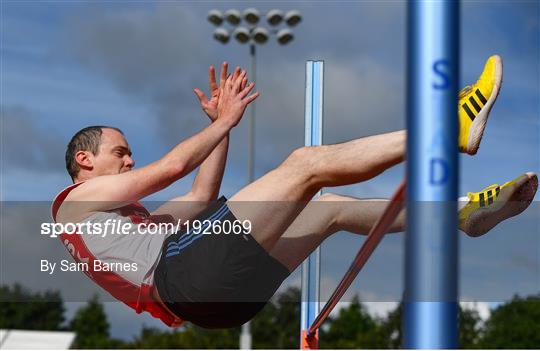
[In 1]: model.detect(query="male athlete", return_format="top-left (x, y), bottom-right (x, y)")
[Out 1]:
top-left (53, 55), bottom-right (537, 328)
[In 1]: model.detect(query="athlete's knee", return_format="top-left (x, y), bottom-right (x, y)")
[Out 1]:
top-left (279, 147), bottom-right (306, 173)
top-left (289, 146), bottom-right (310, 161)
top-left (277, 146), bottom-right (324, 194)
top-left (283, 146), bottom-right (322, 172)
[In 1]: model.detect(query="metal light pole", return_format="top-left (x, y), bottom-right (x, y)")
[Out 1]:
top-left (207, 8), bottom-right (301, 349)
top-left (248, 43), bottom-right (256, 183)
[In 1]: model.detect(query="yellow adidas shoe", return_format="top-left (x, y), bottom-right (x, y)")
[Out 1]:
top-left (459, 172), bottom-right (537, 237)
top-left (458, 55), bottom-right (503, 155)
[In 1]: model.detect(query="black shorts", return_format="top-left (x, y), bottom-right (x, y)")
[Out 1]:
top-left (154, 196), bottom-right (290, 329)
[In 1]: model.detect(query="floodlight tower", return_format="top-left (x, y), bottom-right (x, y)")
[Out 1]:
top-left (208, 8), bottom-right (302, 186)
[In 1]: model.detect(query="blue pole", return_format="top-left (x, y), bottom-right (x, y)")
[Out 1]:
top-left (300, 60), bottom-right (324, 349)
top-left (405, 0), bottom-right (459, 349)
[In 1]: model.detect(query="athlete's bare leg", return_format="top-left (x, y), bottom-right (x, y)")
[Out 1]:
top-left (268, 193), bottom-right (406, 271)
top-left (227, 130), bottom-right (406, 251)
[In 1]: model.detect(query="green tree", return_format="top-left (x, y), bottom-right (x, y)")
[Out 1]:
top-left (252, 286), bottom-right (301, 349)
top-left (128, 325), bottom-right (239, 349)
top-left (319, 295), bottom-right (378, 349)
top-left (69, 295), bottom-right (115, 348)
top-left (479, 294), bottom-right (540, 349)
top-left (374, 302), bottom-right (403, 349)
top-left (459, 304), bottom-right (483, 348)
top-left (0, 283), bottom-right (65, 330)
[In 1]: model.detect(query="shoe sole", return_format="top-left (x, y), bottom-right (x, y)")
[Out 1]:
top-left (467, 55), bottom-right (503, 155)
top-left (465, 172), bottom-right (538, 237)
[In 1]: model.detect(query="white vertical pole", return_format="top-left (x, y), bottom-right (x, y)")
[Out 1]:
top-left (300, 60), bottom-right (324, 349)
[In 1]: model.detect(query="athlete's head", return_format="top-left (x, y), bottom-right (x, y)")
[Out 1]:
top-left (65, 126), bottom-right (134, 183)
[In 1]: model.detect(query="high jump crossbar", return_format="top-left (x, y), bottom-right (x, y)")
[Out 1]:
top-left (300, 0), bottom-right (459, 349)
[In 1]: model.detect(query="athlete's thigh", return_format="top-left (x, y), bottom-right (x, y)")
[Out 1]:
top-left (227, 165), bottom-right (316, 253)
top-left (267, 194), bottom-right (342, 271)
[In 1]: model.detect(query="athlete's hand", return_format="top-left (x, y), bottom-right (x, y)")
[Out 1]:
top-left (194, 62), bottom-right (229, 121)
top-left (217, 67), bottom-right (259, 128)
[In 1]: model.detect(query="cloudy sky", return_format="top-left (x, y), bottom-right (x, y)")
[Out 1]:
top-left (1, 0), bottom-right (538, 340)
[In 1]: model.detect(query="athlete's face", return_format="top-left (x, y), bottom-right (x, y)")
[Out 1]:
top-left (91, 128), bottom-right (135, 175)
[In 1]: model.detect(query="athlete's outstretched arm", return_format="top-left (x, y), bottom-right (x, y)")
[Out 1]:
top-left (151, 64), bottom-right (240, 221)
top-left (190, 63), bottom-right (240, 201)
top-left (58, 70), bottom-right (258, 222)
top-left (189, 64), bottom-right (251, 202)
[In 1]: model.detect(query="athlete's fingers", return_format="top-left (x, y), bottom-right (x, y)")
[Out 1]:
top-left (233, 70), bottom-right (247, 93)
top-left (208, 66), bottom-right (218, 93)
top-left (218, 87), bottom-right (224, 101)
top-left (240, 70), bottom-right (248, 88)
top-left (243, 91), bottom-right (260, 104)
top-left (225, 73), bottom-right (233, 91)
top-left (232, 66), bottom-right (241, 83)
top-left (239, 81), bottom-right (254, 98)
top-left (193, 88), bottom-right (208, 104)
top-left (219, 62), bottom-right (228, 90)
